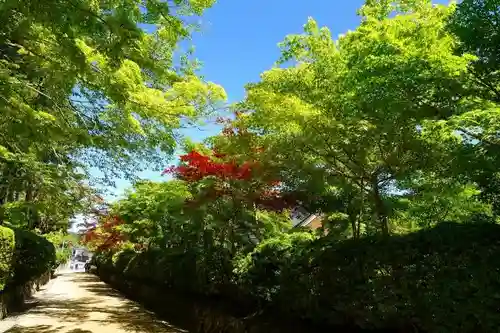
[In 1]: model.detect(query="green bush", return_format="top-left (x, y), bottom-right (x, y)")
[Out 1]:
top-left (0, 226), bottom-right (15, 291)
top-left (100, 245), bottom-right (234, 296)
top-left (120, 248), bottom-right (205, 292)
top-left (42, 231), bottom-right (72, 267)
top-left (94, 223), bottom-right (500, 332)
top-left (234, 232), bottom-right (315, 302)
top-left (55, 247), bottom-right (71, 267)
top-left (113, 249), bottom-right (136, 273)
top-left (236, 223), bottom-right (500, 332)
top-left (10, 228), bottom-right (56, 287)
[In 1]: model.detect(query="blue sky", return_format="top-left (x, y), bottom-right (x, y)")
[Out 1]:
top-left (192, 0), bottom-right (365, 103)
top-left (105, 0), bottom-right (449, 200)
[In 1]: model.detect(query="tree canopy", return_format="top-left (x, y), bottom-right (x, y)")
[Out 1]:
top-left (0, 0), bottom-right (225, 231)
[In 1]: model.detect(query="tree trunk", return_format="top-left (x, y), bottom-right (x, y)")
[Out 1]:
top-left (372, 178), bottom-right (389, 236)
top-left (25, 185), bottom-right (34, 229)
top-left (0, 196), bottom-right (4, 226)
top-left (350, 215), bottom-right (357, 239)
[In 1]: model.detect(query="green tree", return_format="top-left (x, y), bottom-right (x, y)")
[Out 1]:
top-left (0, 0), bottom-right (225, 231)
top-left (446, 0), bottom-right (500, 217)
top-left (234, 2), bottom-right (475, 235)
top-left (449, 0), bottom-right (500, 104)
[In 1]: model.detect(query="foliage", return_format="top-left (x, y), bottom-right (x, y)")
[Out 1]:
top-left (0, 226), bottom-right (15, 291)
top-left (163, 149), bottom-right (256, 181)
top-left (1, 227), bottom-right (59, 291)
top-left (233, 222), bottom-right (500, 332)
top-left (449, 0), bottom-right (500, 103)
top-left (37, 0), bottom-right (500, 331)
top-left (229, 2), bottom-right (480, 236)
top-left (96, 246), bottom-right (234, 295)
top-left (83, 215), bottom-right (126, 252)
top-left (447, 0), bottom-right (500, 219)
top-left (42, 230), bottom-right (75, 266)
top-left (55, 248), bottom-right (72, 267)
top-left (233, 232), bottom-right (315, 302)
top-left (5, 228), bottom-right (56, 288)
top-left (390, 174), bottom-right (494, 232)
top-left (95, 222), bottom-right (500, 332)
top-left (0, 0), bottom-right (225, 232)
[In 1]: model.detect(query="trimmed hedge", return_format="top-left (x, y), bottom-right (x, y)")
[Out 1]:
top-left (94, 223), bottom-right (500, 332)
top-left (96, 246), bottom-right (234, 296)
top-left (238, 222), bottom-right (500, 332)
top-left (9, 228), bottom-right (56, 287)
top-left (0, 226), bottom-right (15, 291)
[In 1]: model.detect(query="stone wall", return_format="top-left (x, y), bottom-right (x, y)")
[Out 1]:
top-left (0, 271), bottom-right (52, 320)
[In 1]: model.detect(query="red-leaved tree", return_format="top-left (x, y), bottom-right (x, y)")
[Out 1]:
top-left (82, 215), bottom-right (126, 252)
top-left (163, 147), bottom-right (297, 211)
top-left (164, 110), bottom-right (301, 211)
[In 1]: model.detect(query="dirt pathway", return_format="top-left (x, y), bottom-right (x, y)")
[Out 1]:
top-left (0, 272), bottom-right (188, 333)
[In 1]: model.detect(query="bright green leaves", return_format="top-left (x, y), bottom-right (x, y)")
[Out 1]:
top-left (236, 3), bottom-right (490, 236)
top-left (277, 17), bottom-right (336, 65)
top-left (0, 226), bottom-right (15, 291)
top-left (448, 0), bottom-right (500, 90)
top-left (341, 4), bottom-right (470, 122)
top-left (392, 174), bottom-right (494, 233)
top-left (0, 0), bottom-right (222, 232)
top-left (446, 0), bottom-right (500, 149)
top-left (358, 0), bottom-right (433, 21)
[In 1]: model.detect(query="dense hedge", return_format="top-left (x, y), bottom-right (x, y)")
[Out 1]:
top-left (96, 245), bottom-right (235, 296)
top-left (0, 227), bottom-right (56, 292)
top-left (14, 229), bottom-right (56, 285)
top-left (238, 223), bottom-right (500, 332)
top-left (94, 223), bottom-right (500, 333)
top-left (0, 226), bottom-right (15, 291)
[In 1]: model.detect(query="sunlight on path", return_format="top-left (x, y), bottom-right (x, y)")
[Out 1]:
top-left (0, 273), bottom-right (188, 333)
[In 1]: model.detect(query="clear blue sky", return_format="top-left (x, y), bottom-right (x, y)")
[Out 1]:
top-left (192, 0), bottom-right (365, 103)
top-left (105, 0), bottom-right (448, 200)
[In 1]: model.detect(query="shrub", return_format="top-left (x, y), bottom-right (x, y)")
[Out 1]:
top-left (233, 231), bottom-right (315, 302)
top-left (0, 226), bottom-right (15, 291)
top-left (42, 231), bottom-right (72, 267)
top-left (121, 248), bottom-right (213, 292)
top-left (236, 223), bottom-right (500, 332)
top-left (93, 223), bottom-right (500, 332)
top-left (100, 245), bottom-right (235, 296)
top-left (10, 228), bottom-right (56, 287)
top-left (55, 247), bottom-right (71, 267)
top-left (112, 249), bottom-right (136, 274)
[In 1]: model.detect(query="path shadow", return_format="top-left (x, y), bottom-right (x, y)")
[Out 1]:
top-left (67, 274), bottom-right (97, 284)
top-left (4, 326), bottom-right (95, 333)
top-left (72, 274), bottom-right (192, 332)
top-left (4, 325), bottom-right (67, 333)
top-left (78, 282), bottom-right (123, 299)
top-left (16, 276), bottom-right (186, 333)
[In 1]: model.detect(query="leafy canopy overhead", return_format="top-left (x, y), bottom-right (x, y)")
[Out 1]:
top-left (0, 0), bottom-right (225, 231)
top-left (233, 1), bottom-right (475, 235)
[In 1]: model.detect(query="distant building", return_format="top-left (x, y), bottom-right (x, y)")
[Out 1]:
top-left (290, 206), bottom-right (323, 230)
top-left (72, 247), bottom-right (92, 263)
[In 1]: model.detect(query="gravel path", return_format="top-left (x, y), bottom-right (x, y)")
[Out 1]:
top-left (0, 272), bottom-right (187, 333)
